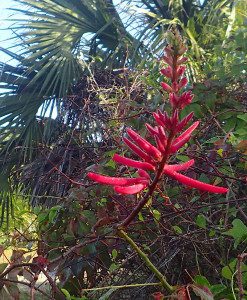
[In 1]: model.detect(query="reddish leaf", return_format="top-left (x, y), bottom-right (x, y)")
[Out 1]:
top-left (191, 285), bottom-right (214, 300)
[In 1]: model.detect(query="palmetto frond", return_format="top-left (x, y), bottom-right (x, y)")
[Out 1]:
top-left (8, 0), bottom-right (137, 97)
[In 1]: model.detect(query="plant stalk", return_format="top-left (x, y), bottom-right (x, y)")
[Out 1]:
top-left (118, 229), bottom-right (174, 293)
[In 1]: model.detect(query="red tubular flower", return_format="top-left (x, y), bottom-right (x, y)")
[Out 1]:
top-left (176, 112), bottom-right (194, 132)
top-left (161, 82), bottom-right (173, 93)
top-left (113, 154), bottom-right (155, 171)
top-left (158, 110), bottom-right (171, 128)
top-left (145, 123), bottom-right (159, 135)
top-left (155, 136), bottom-right (166, 152)
top-left (163, 159), bottom-right (195, 172)
top-left (88, 172), bottom-right (149, 195)
top-left (179, 91), bottom-right (193, 109)
top-left (126, 128), bottom-right (161, 160)
top-left (170, 121), bottom-right (200, 152)
top-left (177, 66), bottom-right (186, 77)
top-left (87, 172), bottom-right (148, 186)
top-left (177, 57), bottom-right (188, 65)
top-left (169, 93), bottom-right (179, 108)
top-left (178, 77), bottom-right (188, 89)
top-left (114, 184), bottom-right (147, 195)
top-left (123, 137), bottom-right (154, 164)
top-left (163, 169), bottom-right (228, 194)
top-left (138, 169), bottom-right (150, 179)
top-left (160, 67), bottom-right (173, 79)
top-left (153, 112), bottom-right (165, 127)
top-left (157, 126), bottom-right (167, 142)
top-left (163, 55), bottom-right (173, 66)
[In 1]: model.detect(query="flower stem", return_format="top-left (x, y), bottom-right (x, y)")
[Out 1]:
top-left (118, 229), bottom-right (174, 293)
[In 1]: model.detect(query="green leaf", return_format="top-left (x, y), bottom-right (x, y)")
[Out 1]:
top-left (152, 209), bottom-right (161, 221)
top-left (172, 225), bottom-right (183, 234)
top-left (48, 210), bottom-right (57, 223)
top-left (210, 284), bottom-right (227, 296)
top-left (0, 263), bottom-right (8, 273)
top-left (37, 212), bottom-right (48, 223)
top-left (209, 229), bottom-right (216, 237)
top-left (196, 214), bottom-right (207, 229)
top-left (237, 114), bottom-right (247, 122)
top-left (138, 212), bottom-right (144, 221)
top-left (81, 210), bottom-right (96, 225)
top-left (222, 259), bottom-right (247, 285)
top-left (221, 259), bottom-right (237, 280)
top-left (77, 222), bottom-right (90, 235)
top-left (112, 249), bottom-right (118, 260)
top-left (223, 219), bottom-right (247, 248)
top-left (61, 288), bottom-right (72, 300)
top-left (7, 284), bottom-right (20, 299)
top-left (194, 275), bottom-right (211, 288)
top-left (198, 174), bottom-right (210, 184)
top-left (176, 155), bottom-right (190, 162)
top-left (204, 137), bottom-right (221, 144)
top-left (62, 233), bottom-right (74, 242)
top-left (205, 94), bottom-right (216, 110)
top-left (105, 159), bottom-right (116, 169)
top-left (109, 263), bottom-right (119, 272)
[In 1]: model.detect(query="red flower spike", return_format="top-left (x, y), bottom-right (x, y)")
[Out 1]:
top-left (87, 37), bottom-right (228, 199)
top-left (126, 128), bottom-right (162, 160)
top-left (171, 121), bottom-right (199, 152)
top-left (163, 159), bottom-right (194, 172)
top-left (114, 183), bottom-right (147, 195)
top-left (164, 169), bottom-right (228, 194)
top-left (87, 172), bottom-right (148, 186)
top-left (161, 82), bottom-right (173, 93)
top-left (113, 154), bottom-right (155, 171)
top-left (123, 137), bottom-right (154, 163)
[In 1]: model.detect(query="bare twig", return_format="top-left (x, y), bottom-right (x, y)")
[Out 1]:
top-left (237, 253), bottom-right (247, 300)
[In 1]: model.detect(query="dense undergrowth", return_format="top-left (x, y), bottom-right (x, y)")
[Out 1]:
top-left (0, 1), bottom-right (246, 298)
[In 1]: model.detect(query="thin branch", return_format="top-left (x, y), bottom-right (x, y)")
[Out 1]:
top-left (237, 253), bottom-right (247, 300)
top-left (1, 278), bottom-right (52, 299)
top-left (118, 229), bottom-right (174, 293)
top-left (82, 281), bottom-right (161, 292)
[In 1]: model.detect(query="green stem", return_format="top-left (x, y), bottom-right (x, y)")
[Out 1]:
top-left (118, 229), bottom-right (174, 294)
top-left (83, 282), bottom-right (161, 292)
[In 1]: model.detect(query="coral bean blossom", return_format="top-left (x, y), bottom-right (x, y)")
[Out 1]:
top-left (87, 31), bottom-right (228, 196)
